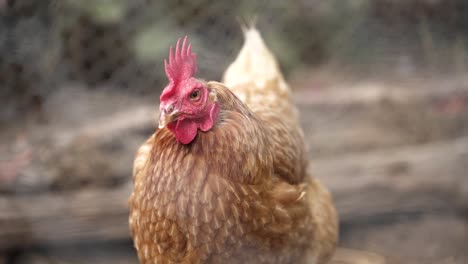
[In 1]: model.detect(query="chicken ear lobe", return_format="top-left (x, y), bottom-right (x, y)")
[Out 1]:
top-left (199, 103), bottom-right (220, 132)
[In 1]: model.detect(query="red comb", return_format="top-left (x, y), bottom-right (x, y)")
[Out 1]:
top-left (164, 36), bottom-right (197, 84)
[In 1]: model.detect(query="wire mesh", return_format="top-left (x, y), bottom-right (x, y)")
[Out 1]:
top-left (2, 0), bottom-right (468, 123)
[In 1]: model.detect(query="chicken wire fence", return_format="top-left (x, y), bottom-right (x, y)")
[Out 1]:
top-left (1, 0), bottom-right (468, 122)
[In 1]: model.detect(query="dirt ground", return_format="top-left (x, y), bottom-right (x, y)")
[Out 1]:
top-left (1, 72), bottom-right (468, 264)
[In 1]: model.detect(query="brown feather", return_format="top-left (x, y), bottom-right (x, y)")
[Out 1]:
top-left (129, 27), bottom-right (338, 264)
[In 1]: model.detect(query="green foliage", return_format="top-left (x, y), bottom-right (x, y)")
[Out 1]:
top-left (66, 0), bottom-right (126, 23)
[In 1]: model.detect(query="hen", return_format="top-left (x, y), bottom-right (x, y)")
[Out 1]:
top-left (129, 27), bottom-right (338, 264)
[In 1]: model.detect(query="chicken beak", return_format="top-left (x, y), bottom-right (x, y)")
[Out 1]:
top-left (158, 109), bottom-right (180, 129)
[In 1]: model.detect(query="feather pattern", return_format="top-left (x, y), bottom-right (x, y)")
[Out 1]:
top-left (129, 27), bottom-right (338, 264)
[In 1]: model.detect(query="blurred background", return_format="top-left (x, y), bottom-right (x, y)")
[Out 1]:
top-left (0, 0), bottom-right (468, 263)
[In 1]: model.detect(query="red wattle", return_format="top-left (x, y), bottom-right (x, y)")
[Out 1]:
top-left (168, 103), bottom-right (220, 145)
top-left (174, 119), bottom-right (198, 144)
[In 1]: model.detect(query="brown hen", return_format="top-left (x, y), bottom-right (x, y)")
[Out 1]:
top-left (129, 27), bottom-right (338, 264)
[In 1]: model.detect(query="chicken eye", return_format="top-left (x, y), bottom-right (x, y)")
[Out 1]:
top-left (189, 89), bottom-right (200, 100)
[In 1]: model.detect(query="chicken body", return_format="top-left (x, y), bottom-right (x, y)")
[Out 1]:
top-left (129, 28), bottom-right (338, 264)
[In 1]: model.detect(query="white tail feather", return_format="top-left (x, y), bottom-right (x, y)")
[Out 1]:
top-left (222, 27), bottom-right (293, 115)
top-left (222, 27), bottom-right (288, 93)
